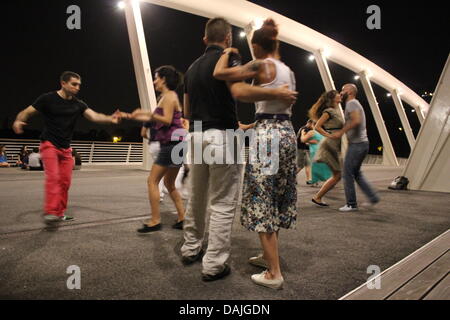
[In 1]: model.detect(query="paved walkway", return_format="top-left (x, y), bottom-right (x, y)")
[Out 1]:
top-left (0, 165), bottom-right (449, 299)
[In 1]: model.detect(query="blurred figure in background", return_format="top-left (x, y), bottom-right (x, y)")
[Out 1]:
top-left (0, 145), bottom-right (10, 167)
top-left (28, 147), bottom-right (44, 171)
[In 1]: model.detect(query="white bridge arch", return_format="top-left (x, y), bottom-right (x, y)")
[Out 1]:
top-left (122, 0), bottom-right (430, 169)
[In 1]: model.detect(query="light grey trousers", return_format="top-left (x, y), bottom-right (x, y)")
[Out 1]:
top-left (181, 130), bottom-right (243, 275)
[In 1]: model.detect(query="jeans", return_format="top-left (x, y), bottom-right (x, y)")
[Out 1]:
top-left (343, 142), bottom-right (379, 207)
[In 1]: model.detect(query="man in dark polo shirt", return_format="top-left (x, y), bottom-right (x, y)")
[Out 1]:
top-left (13, 71), bottom-right (119, 224)
top-left (180, 17), bottom-right (298, 282)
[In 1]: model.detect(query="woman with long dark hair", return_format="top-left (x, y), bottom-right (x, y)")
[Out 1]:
top-left (308, 90), bottom-right (344, 206)
top-left (119, 65), bottom-right (187, 233)
top-left (214, 18), bottom-right (297, 290)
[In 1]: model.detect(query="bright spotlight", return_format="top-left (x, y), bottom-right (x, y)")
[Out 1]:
top-left (308, 55), bottom-right (315, 62)
top-left (239, 31), bottom-right (246, 38)
top-left (398, 127), bottom-right (403, 131)
top-left (411, 109), bottom-right (416, 113)
top-left (354, 75), bottom-right (360, 80)
top-left (386, 93), bottom-right (392, 97)
top-left (253, 18), bottom-right (264, 30)
top-left (117, 1), bottom-right (125, 9)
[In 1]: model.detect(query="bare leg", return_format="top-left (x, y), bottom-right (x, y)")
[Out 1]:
top-left (305, 165), bottom-right (311, 182)
top-left (163, 167), bottom-right (185, 223)
top-left (258, 232), bottom-right (282, 279)
top-left (146, 164), bottom-right (168, 226)
top-left (313, 170), bottom-right (341, 203)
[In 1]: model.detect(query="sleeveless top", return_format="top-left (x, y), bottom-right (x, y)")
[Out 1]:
top-left (152, 107), bottom-right (186, 145)
top-left (255, 57), bottom-right (296, 116)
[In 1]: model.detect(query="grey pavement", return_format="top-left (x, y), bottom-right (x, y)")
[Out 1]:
top-left (0, 165), bottom-right (449, 300)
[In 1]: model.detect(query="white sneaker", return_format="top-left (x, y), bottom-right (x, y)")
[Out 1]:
top-left (248, 254), bottom-right (269, 269)
top-left (361, 201), bottom-right (379, 208)
top-left (339, 205), bottom-right (358, 212)
top-left (251, 270), bottom-right (284, 290)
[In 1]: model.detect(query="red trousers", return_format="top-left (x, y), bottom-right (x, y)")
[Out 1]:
top-left (40, 141), bottom-right (73, 217)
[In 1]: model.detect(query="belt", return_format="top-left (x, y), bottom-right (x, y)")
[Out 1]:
top-left (255, 113), bottom-right (291, 121)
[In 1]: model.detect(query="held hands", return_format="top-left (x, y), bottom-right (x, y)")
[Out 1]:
top-left (276, 84), bottom-right (298, 106)
top-left (12, 120), bottom-right (27, 134)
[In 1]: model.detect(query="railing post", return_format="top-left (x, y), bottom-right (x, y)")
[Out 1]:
top-left (89, 142), bottom-right (95, 164)
top-left (126, 144), bottom-right (132, 164)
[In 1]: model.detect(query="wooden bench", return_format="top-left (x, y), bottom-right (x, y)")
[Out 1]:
top-left (340, 230), bottom-right (450, 300)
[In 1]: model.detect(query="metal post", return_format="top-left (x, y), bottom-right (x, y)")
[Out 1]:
top-left (391, 89), bottom-right (415, 150)
top-left (89, 142), bottom-right (95, 164)
top-left (415, 107), bottom-right (425, 124)
top-left (359, 71), bottom-right (398, 166)
top-left (124, 0), bottom-right (157, 170)
top-left (126, 144), bottom-right (132, 164)
top-left (313, 49), bottom-right (348, 154)
top-left (244, 24), bottom-right (256, 59)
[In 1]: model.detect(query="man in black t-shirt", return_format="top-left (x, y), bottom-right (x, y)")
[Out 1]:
top-left (13, 71), bottom-right (119, 224)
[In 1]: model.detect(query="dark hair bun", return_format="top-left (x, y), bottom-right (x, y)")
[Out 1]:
top-left (262, 18), bottom-right (278, 39)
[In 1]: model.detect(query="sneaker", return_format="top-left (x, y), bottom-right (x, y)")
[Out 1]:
top-left (181, 249), bottom-right (204, 265)
top-left (202, 264), bottom-right (231, 282)
top-left (251, 270), bottom-right (284, 290)
top-left (61, 215), bottom-right (75, 222)
top-left (43, 214), bottom-right (60, 223)
top-left (361, 200), bottom-right (379, 208)
top-left (339, 205), bottom-right (358, 212)
top-left (248, 254), bottom-right (269, 269)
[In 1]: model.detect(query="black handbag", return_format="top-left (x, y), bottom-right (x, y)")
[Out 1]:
top-left (388, 176), bottom-right (409, 190)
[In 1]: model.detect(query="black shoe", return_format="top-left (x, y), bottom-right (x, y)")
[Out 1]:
top-left (181, 249), bottom-right (204, 265)
top-left (312, 198), bottom-right (329, 207)
top-left (172, 220), bottom-right (184, 230)
top-left (137, 223), bottom-right (162, 233)
top-left (202, 264), bottom-right (231, 282)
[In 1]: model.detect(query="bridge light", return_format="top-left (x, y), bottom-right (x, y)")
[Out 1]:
top-left (386, 93), bottom-right (392, 97)
top-left (117, 1), bottom-right (125, 9)
top-left (239, 31), bottom-right (246, 38)
top-left (253, 18), bottom-right (265, 30)
top-left (308, 55), bottom-right (315, 62)
top-left (377, 146), bottom-right (383, 152)
top-left (399, 127), bottom-right (403, 131)
top-left (113, 137), bottom-right (122, 143)
top-left (354, 75), bottom-right (360, 80)
top-left (411, 109), bottom-right (416, 113)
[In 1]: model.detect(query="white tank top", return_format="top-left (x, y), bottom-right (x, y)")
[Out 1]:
top-left (255, 57), bottom-right (296, 116)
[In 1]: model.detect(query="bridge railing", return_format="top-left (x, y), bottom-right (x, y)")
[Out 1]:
top-left (0, 138), bottom-right (407, 166)
top-left (0, 139), bottom-right (143, 165)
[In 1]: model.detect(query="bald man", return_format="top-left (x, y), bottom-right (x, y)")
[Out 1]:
top-left (332, 84), bottom-right (379, 212)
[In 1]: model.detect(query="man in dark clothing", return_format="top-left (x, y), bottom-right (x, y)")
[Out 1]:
top-left (180, 17), bottom-right (297, 282)
top-left (13, 71), bottom-right (119, 223)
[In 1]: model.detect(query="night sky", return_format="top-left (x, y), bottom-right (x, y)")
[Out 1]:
top-left (2, 0), bottom-right (449, 157)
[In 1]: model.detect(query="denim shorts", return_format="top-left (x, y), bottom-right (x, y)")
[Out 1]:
top-left (155, 141), bottom-right (185, 168)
